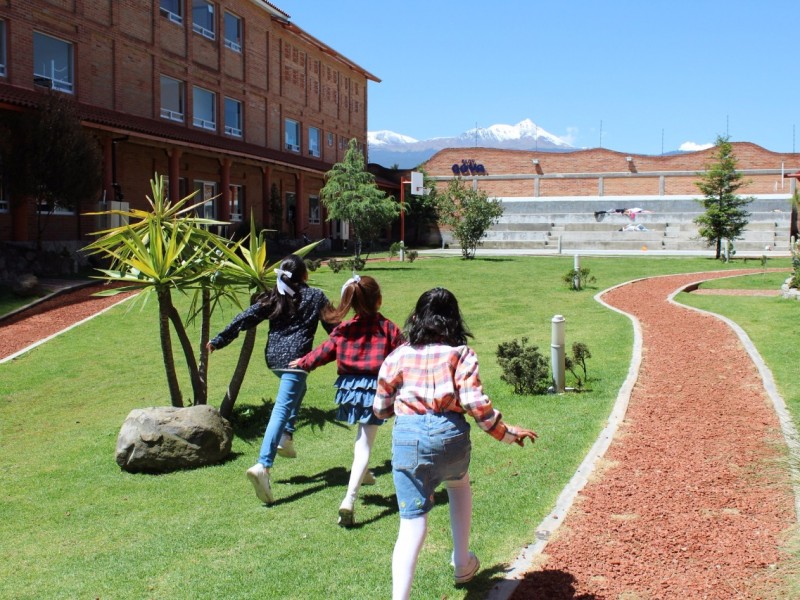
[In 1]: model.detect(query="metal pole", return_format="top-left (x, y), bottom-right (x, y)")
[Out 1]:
top-left (400, 179), bottom-right (407, 243)
top-left (551, 315), bottom-right (566, 393)
top-left (573, 254), bottom-right (581, 290)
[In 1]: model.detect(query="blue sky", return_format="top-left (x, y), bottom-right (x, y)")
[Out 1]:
top-left (275, 1), bottom-right (799, 155)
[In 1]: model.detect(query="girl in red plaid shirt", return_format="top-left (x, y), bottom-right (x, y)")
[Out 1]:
top-left (291, 274), bottom-right (404, 527)
top-left (375, 287), bottom-right (537, 598)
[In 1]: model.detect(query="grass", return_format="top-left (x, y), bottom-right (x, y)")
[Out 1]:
top-left (0, 254), bottom-right (795, 599)
top-left (0, 285), bottom-right (41, 317)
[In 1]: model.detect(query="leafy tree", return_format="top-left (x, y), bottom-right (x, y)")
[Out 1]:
top-left (402, 167), bottom-right (439, 245)
top-left (320, 138), bottom-right (399, 258)
top-left (435, 178), bottom-right (503, 259)
top-left (1, 92), bottom-right (102, 248)
top-left (565, 342), bottom-right (592, 389)
top-left (694, 136), bottom-right (753, 259)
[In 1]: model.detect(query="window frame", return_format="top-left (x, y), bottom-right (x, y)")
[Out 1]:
top-left (192, 0), bottom-right (216, 41)
top-left (159, 0), bottom-right (183, 25)
top-left (308, 195), bottom-right (320, 224)
top-left (192, 86), bottom-right (216, 131)
top-left (223, 11), bottom-right (242, 52)
top-left (194, 180), bottom-right (218, 220)
top-left (0, 154), bottom-right (7, 213)
top-left (224, 97), bottom-right (242, 137)
top-left (0, 20), bottom-right (6, 78)
top-left (285, 119), bottom-right (300, 153)
top-left (229, 184), bottom-right (244, 222)
top-left (33, 32), bottom-right (74, 93)
top-left (308, 127), bottom-right (321, 158)
top-left (160, 75), bottom-right (185, 122)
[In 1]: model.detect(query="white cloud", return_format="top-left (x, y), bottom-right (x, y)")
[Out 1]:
top-left (679, 141), bottom-right (714, 152)
top-left (561, 126), bottom-right (579, 146)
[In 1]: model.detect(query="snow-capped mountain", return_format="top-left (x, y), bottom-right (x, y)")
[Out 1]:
top-left (367, 119), bottom-right (572, 168)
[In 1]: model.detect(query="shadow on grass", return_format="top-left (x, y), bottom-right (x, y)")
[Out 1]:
top-left (229, 398), bottom-right (349, 442)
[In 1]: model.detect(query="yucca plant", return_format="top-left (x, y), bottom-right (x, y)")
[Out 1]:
top-left (83, 174), bottom-right (227, 407)
top-left (208, 215), bottom-right (319, 417)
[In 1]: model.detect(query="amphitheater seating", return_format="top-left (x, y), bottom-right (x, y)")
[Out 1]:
top-left (473, 196), bottom-right (793, 254)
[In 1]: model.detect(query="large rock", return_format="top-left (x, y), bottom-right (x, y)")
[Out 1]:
top-left (116, 405), bottom-right (233, 473)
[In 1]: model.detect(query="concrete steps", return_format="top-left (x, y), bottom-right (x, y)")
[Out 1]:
top-left (470, 196), bottom-right (794, 254)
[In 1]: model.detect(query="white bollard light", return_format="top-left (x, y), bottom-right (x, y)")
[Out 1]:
top-left (573, 254), bottom-right (581, 290)
top-left (551, 314), bottom-right (566, 393)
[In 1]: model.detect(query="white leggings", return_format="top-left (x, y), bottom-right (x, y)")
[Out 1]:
top-left (340, 423), bottom-right (378, 509)
top-left (391, 473), bottom-right (472, 600)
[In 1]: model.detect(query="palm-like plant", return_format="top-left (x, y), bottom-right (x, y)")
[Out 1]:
top-left (84, 174), bottom-right (227, 407)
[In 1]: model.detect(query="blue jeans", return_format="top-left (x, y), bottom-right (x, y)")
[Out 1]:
top-left (392, 413), bottom-right (472, 518)
top-left (258, 370), bottom-right (308, 468)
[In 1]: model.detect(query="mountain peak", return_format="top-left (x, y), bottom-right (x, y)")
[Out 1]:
top-left (367, 119), bottom-right (572, 168)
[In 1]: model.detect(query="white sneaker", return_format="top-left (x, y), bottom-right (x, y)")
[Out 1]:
top-left (246, 463), bottom-right (274, 504)
top-left (361, 470), bottom-right (376, 485)
top-left (277, 433), bottom-right (296, 458)
top-left (453, 552), bottom-right (480, 584)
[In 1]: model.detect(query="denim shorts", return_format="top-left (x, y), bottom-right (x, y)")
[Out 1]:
top-left (392, 412), bottom-right (472, 518)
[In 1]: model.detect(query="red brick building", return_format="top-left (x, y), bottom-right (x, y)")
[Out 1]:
top-left (0, 1), bottom-right (378, 254)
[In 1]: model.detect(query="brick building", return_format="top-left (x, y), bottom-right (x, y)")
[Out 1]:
top-left (0, 0), bottom-right (379, 255)
top-left (423, 144), bottom-right (800, 253)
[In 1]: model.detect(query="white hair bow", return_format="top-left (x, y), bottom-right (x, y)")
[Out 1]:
top-left (274, 268), bottom-right (296, 297)
top-left (341, 273), bottom-right (361, 298)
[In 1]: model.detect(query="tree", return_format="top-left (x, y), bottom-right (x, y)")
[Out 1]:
top-left (435, 177), bottom-right (504, 259)
top-left (320, 138), bottom-right (399, 258)
top-left (694, 136), bottom-right (753, 259)
top-left (84, 175), bottom-right (226, 407)
top-left (1, 92), bottom-right (102, 248)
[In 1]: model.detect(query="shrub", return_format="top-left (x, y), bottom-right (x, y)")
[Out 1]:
top-left (327, 258), bottom-right (345, 273)
top-left (565, 342), bottom-right (592, 389)
top-left (563, 267), bottom-right (596, 290)
top-left (790, 239), bottom-right (800, 289)
top-left (389, 242), bottom-right (402, 259)
top-left (304, 258), bottom-right (322, 272)
top-left (496, 337), bottom-right (551, 395)
top-left (407, 249), bottom-right (418, 263)
top-left (347, 257), bottom-right (366, 271)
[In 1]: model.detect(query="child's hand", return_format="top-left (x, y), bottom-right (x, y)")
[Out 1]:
top-left (512, 427), bottom-right (538, 447)
top-left (288, 359), bottom-right (300, 368)
top-left (206, 342), bottom-right (215, 353)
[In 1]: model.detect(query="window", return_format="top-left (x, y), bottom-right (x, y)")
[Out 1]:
top-left (195, 180), bottom-right (217, 219)
top-left (193, 86), bottom-right (216, 131)
top-left (33, 32), bottom-right (73, 93)
top-left (285, 119), bottom-right (300, 152)
top-left (224, 12), bottom-right (242, 52)
top-left (0, 154), bottom-right (7, 213)
top-left (192, 1), bottom-right (215, 40)
top-left (224, 97), bottom-right (242, 137)
top-left (308, 127), bottom-right (321, 158)
top-left (229, 185), bottom-right (244, 221)
top-left (160, 75), bottom-right (185, 122)
top-left (327, 132), bottom-right (334, 147)
top-left (160, 0), bottom-right (183, 24)
top-left (0, 21), bottom-right (6, 77)
top-left (163, 176), bottom-right (187, 200)
top-left (308, 195), bottom-right (320, 224)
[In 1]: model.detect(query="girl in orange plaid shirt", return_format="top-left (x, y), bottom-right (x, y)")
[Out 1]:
top-left (291, 274), bottom-right (404, 527)
top-left (375, 287), bottom-right (537, 599)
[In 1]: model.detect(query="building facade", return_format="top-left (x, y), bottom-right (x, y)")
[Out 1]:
top-left (0, 0), bottom-right (378, 253)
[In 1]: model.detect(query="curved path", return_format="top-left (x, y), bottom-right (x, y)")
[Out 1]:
top-left (507, 270), bottom-right (798, 599)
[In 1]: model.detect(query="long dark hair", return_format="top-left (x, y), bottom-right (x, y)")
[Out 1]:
top-left (257, 254), bottom-right (308, 319)
top-left (405, 287), bottom-right (472, 346)
top-left (323, 275), bottom-right (381, 325)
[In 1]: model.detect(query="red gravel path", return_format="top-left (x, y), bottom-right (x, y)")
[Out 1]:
top-left (0, 283), bottom-right (135, 361)
top-left (512, 270), bottom-right (797, 599)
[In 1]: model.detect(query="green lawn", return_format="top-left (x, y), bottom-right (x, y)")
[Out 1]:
top-left (1, 254), bottom-right (794, 599)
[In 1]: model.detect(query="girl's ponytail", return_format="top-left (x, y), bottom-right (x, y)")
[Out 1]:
top-left (258, 254), bottom-right (308, 319)
top-left (322, 274), bottom-right (381, 324)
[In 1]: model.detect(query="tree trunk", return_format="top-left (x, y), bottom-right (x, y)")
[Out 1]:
top-left (715, 237), bottom-right (722, 260)
top-left (157, 288), bottom-right (183, 407)
top-left (167, 303), bottom-right (204, 405)
top-left (197, 287), bottom-right (211, 405)
top-left (219, 327), bottom-right (257, 419)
